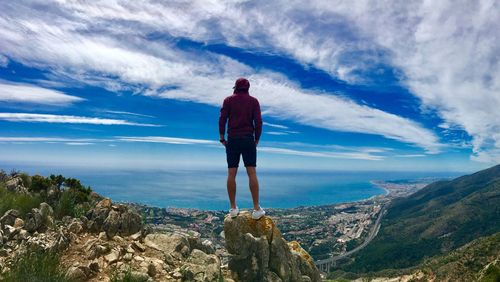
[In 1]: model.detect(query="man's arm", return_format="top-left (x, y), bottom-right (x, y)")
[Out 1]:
top-left (253, 99), bottom-right (263, 145)
top-left (219, 98), bottom-right (229, 145)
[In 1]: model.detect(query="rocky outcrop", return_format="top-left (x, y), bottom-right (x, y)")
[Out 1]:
top-left (224, 211), bottom-right (321, 282)
top-left (85, 198), bottom-right (143, 238)
top-left (5, 177), bottom-right (29, 194)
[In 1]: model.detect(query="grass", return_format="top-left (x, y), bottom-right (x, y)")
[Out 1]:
top-left (0, 186), bottom-right (42, 217)
top-left (1, 248), bottom-right (71, 282)
top-left (110, 268), bottom-right (149, 282)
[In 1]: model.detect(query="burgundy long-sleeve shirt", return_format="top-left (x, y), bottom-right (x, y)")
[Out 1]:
top-left (219, 91), bottom-right (262, 140)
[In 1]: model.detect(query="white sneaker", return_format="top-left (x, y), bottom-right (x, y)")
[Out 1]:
top-left (229, 207), bottom-right (239, 218)
top-left (252, 207), bottom-right (266, 220)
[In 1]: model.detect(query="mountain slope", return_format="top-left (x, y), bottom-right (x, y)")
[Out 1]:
top-left (343, 164), bottom-right (500, 272)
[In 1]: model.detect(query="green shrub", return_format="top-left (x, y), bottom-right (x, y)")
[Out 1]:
top-left (1, 247), bottom-right (70, 282)
top-left (110, 268), bottom-right (149, 282)
top-left (30, 175), bottom-right (52, 192)
top-left (0, 187), bottom-right (42, 217)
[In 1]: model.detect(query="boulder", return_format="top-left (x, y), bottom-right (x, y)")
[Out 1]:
top-left (25, 208), bottom-right (43, 232)
top-left (5, 177), bottom-right (29, 194)
top-left (86, 198), bottom-right (143, 236)
top-left (0, 210), bottom-right (20, 228)
top-left (181, 249), bottom-right (221, 282)
top-left (224, 211), bottom-right (320, 282)
top-left (66, 266), bottom-right (87, 281)
top-left (144, 233), bottom-right (190, 258)
top-left (288, 241), bottom-right (321, 282)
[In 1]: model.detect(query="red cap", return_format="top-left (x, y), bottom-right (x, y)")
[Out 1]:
top-left (232, 78), bottom-right (250, 90)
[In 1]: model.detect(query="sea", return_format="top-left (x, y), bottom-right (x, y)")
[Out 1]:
top-left (2, 166), bottom-right (462, 211)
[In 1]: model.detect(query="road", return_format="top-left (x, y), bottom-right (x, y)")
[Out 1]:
top-left (315, 204), bottom-right (387, 268)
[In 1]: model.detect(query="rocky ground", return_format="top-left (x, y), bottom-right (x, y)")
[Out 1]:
top-left (0, 174), bottom-right (320, 282)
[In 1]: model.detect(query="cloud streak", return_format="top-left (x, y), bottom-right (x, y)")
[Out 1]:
top-left (0, 82), bottom-right (83, 105)
top-left (0, 113), bottom-right (160, 126)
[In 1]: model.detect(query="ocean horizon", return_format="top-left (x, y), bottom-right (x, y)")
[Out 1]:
top-left (1, 166), bottom-right (462, 211)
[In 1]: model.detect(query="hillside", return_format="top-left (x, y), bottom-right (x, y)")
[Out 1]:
top-left (342, 164), bottom-right (500, 272)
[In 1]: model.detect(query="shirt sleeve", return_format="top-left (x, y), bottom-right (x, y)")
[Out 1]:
top-left (219, 98), bottom-right (229, 136)
top-left (253, 99), bottom-right (263, 141)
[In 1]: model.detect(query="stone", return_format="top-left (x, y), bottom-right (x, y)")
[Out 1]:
top-left (103, 210), bottom-right (121, 238)
top-left (66, 266), bottom-right (87, 281)
top-left (5, 177), bottom-right (29, 194)
top-left (123, 253), bottom-right (133, 261)
top-left (181, 249), bottom-right (221, 282)
top-left (89, 261), bottom-right (100, 273)
top-left (13, 218), bottom-right (24, 229)
top-left (104, 250), bottom-right (120, 264)
top-left (39, 202), bottom-right (54, 223)
top-left (68, 220), bottom-right (84, 234)
top-left (132, 241), bottom-right (146, 252)
top-left (0, 210), bottom-right (20, 228)
top-left (147, 263), bottom-right (157, 277)
top-left (144, 233), bottom-right (190, 257)
top-left (288, 241), bottom-right (321, 282)
top-left (25, 208), bottom-right (43, 232)
top-left (130, 231), bottom-right (142, 241)
top-left (224, 211), bottom-right (320, 282)
top-left (126, 244), bottom-right (135, 253)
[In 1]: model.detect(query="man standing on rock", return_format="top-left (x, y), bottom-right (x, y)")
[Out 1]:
top-left (219, 77), bottom-right (265, 220)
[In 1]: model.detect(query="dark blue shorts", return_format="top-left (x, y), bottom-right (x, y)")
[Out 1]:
top-left (226, 135), bottom-right (256, 168)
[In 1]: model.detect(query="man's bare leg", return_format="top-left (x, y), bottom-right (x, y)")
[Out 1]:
top-left (227, 168), bottom-right (238, 209)
top-left (246, 166), bottom-right (260, 210)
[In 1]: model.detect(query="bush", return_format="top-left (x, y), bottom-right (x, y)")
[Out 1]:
top-left (30, 175), bottom-right (52, 192)
top-left (1, 247), bottom-right (70, 282)
top-left (0, 187), bottom-right (42, 217)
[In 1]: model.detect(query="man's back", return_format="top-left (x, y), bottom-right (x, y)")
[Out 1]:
top-left (219, 91), bottom-right (262, 140)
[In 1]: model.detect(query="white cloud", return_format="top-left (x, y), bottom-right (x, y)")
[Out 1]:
top-left (0, 55), bottom-right (8, 67)
top-left (259, 147), bottom-right (384, 161)
top-left (117, 136), bottom-right (217, 145)
top-left (103, 110), bottom-right (154, 118)
top-left (0, 1), bottom-right (448, 154)
top-left (0, 81), bottom-right (83, 105)
top-left (0, 113), bottom-right (160, 126)
top-left (264, 122), bottom-right (289, 129)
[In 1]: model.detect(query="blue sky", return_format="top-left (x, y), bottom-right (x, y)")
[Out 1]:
top-left (0, 1), bottom-right (498, 172)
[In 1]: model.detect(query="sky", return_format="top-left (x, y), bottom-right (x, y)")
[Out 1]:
top-left (0, 0), bottom-right (498, 173)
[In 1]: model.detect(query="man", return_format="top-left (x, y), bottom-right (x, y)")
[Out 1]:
top-left (219, 77), bottom-right (265, 220)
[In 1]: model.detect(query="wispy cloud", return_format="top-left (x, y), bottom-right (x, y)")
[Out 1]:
top-left (117, 136), bottom-right (217, 145)
top-left (104, 110), bottom-right (154, 118)
top-left (0, 1), bottom-right (449, 154)
top-left (264, 122), bottom-right (289, 129)
top-left (259, 147), bottom-right (384, 161)
top-left (0, 81), bottom-right (83, 105)
top-left (0, 113), bottom-right (161, 126)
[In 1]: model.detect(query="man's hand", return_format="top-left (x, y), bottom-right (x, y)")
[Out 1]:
top-left (255, 139), bottom-right (259, 146)
top-left (220, 134), bottom-right (227, 146)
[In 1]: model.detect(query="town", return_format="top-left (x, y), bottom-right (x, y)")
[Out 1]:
top-left (130, 178), bottom-right (438, 262)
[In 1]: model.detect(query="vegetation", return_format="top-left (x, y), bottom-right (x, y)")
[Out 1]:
top-left (339, 164), bottom-right (500, 273)
top-left (1, 247), bottom-right (71, 282)
top-left (110, 268), bottom-right (149, 282)
top-left (0, 186), bottom-right (42, 217)
top-left (0, 170), bottom-right (94, 219)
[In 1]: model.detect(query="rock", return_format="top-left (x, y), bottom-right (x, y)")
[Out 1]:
top-left (104, 249), bottom-right (120, 264)
top-left (288, 241), bottom-right (321, 282)
top-left (301, 275), bottom-right (312, 282)
top-left (86, 198), bottom-right (143, 236)
top-left (13, 218), bottom-right (24, 229)
top-left (3, 225), bottom-right (19, 240)
top-left (39, 202), bottom-right (54, 223)
top-left (0, 210), bottom-right (20, 228)
top-left (5, 177), bottom-right (29, 194)
top-left (66, 266), bottom-right (87, 281)
top-left (68, 219), bottom-right (84, 234)
top-left (144, 233), bottom-right (190, 257)
top-left (123, 253), bottom-right (133, 261)
top-left (132, 241), bottom-right (146, 252)
top-left (25, 208), bottom-right (44, 232)
top-left (130, 231), bottom-right (142, 241)
top-left (89, 261), bottom-right (100, 273)
top-left (147, 263), bottom-right (157, 278)
top-left (181, 249), bottom-right (221, 282)
top-left (188, 235), bottom-right (216, 255)
top-left (224, 211), bottom-right (320, 282)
